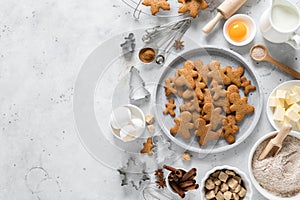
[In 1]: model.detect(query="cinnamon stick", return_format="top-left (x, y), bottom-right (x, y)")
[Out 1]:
top-left (175, 169), bottom-right (184, 179)
top-left (181, 168), bottom-right (197, 182)
top-left (187, 173), bottom-right (196, 181)
top-left (179, 180), bottom-right (196, 188)
top-left (183, 184), bottom-right (199, 191)
top-left (163, 165), bottom-right (177, 173)
top-left (169, 181), bottom-right (185, 198)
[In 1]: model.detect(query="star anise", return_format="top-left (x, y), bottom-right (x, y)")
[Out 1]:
top-left (155, 178), bottom-right (166, 189)
top-left (174, 40), bottom-right (184, 50)
top-left (154, 169), bottom-right (164, 179)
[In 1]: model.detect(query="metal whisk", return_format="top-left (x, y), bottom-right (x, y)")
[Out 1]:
top-left (142, 17), bottom-right (192, 65)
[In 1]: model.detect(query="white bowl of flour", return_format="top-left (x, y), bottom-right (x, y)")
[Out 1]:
top-left (248, 131), bottom-right (300, 199)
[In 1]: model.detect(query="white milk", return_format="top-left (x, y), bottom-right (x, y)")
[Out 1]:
top-left (272, 5), bottom-right (299, 31)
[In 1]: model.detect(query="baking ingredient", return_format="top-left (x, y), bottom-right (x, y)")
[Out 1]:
top-left (252, 135), bottom-right (300, 197)
top-left (272, 4), bottom-right (299, 31)
top-left (164, 165), bottom-right (198, 198)
top-left (154, 169), bottom-right (166, 189)
top-left (269, 86), bottom-right (300, 130)
top-left (145, 114), bottom-right (155, 125)
top-left (228, 21), bottom-right (247, 42)
top-left (204, 169), bottom-right (247, 199)
top-left (139, 48), bottom-right (156, 63)
top-left (251, 46), bottom-right (266, 60)
top-left (110, 107), bottom-right (131, 129)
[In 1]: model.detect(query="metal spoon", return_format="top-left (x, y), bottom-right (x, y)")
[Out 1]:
top-left (250, 44), bottom-right (300, 79)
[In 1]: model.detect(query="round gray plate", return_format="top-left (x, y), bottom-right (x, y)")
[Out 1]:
top-left (154, 47), bottom-right (263, 154)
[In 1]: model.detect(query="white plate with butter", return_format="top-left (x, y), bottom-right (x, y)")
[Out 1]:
top-left (267, 80), bottom-right (300, 134)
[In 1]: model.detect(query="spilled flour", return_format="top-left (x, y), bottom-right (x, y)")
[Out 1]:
top-left (252, 135), bottom-right (300, 197)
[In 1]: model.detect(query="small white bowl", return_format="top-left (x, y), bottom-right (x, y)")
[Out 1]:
top-left (223, 14), bottom-right (256, 46)
top-left (166, 169), bottom-right (199, 199)
top-left (267, 80), bottom-right (300, 134)
top-left (201, 165), bottom-right (253, 200)
top-left (248, 131), bottom-right (300, 200)
top-left (110, 104), bottom-right (145, 142)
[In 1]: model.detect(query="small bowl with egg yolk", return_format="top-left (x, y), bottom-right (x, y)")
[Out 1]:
top-left (223, 14), bottom-right (256, 46)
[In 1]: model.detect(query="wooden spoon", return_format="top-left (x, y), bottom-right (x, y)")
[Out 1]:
top-left (250, 44), bottom-right (300, 79)
top-left (258, 123), bottom-right (292, 161)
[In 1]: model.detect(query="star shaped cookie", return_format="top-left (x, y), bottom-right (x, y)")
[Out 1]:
top-left (142, 0), bottom-right (170, 15)
top-left (178, 0), bottom-right (209, 18)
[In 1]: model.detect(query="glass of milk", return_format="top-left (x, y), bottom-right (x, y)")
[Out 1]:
top-left (259, 0), bottom-right (300, 49)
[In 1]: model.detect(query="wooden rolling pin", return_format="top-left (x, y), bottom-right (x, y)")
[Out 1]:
top-left (203, 0), bottom-right (248, 34)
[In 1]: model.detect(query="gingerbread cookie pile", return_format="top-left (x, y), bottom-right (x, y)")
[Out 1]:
top-left (142, 0), bottom-right (208, 18)
top-left (163, 60), bottom-right (256, 146)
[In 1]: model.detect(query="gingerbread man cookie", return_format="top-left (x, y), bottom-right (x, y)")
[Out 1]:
top-left (219, 67), bottom-right (231, 86)
top-left (194, 118), bottom-right (221, 146)
top-left (142, 0), bottom-right (170, 15)
top-left (194, 76), bottom-right (206, 100)
top-left (170, 111), bottom-right (194, 139)
top-left (182, 88), bottom-right (195, 100)
top-left (229, 92), bottom-right (254, 122)
top-left (202, 102), bottom-right (213, 122)
top-left (177, 61), bottom-right (198, 88)
top-left (203, 88), bottom-right (212, 105)
top-left (178, 0), bottom-right (209, 18)
top-left (194, 60), bottom-right (209, 84)
top-left (225, 84), bottom-right (239, 114)
top-left (180, 96), bottom-right (201, 113)
top-left (163, 98), bottom-right (176, 117)
top-left (226, 66), bottom-right (245, 87)
top-left (141, 137), bottom-right (154, 155)
top-left (210, 80), bottom-right (226, 100)
top-left (221, 115), bottom-right (239, 144)
top-left (241, 76), bottom-right (256, 95)
top-left (207, 61), bottom-right (222, 83)
top-left (164, 77), bottom-right (177, 96)
top-left (210, 107), bottom-right (225, 130)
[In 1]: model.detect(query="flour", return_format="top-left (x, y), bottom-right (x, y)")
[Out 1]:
top-left (252, 135), bottom-right (300, 197)
top-left (251, 46), bottom-right (266, 60)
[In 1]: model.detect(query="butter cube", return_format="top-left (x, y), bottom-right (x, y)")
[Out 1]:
top-left (292, 85), bottom-right (300, 94)
top-left (285, 108), bottom-right (300, 122)
top-left (269, 96), bottom-right (277, 107)
top-left (286, 92), bottom-right (300, 105)
top-left (278, 116), bottom-right (291, 125)
top-left (275, 98), bottom-right (285, 107)
top-left (289, 103), bottom-right (300, 112)
top-left (276, 89), bottom-right (287, 99)
top-left (273, 107), bottom-right (285, 122)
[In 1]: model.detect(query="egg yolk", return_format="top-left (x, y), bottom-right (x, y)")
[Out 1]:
top-left (228, 21), bottom-right (247, 42)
